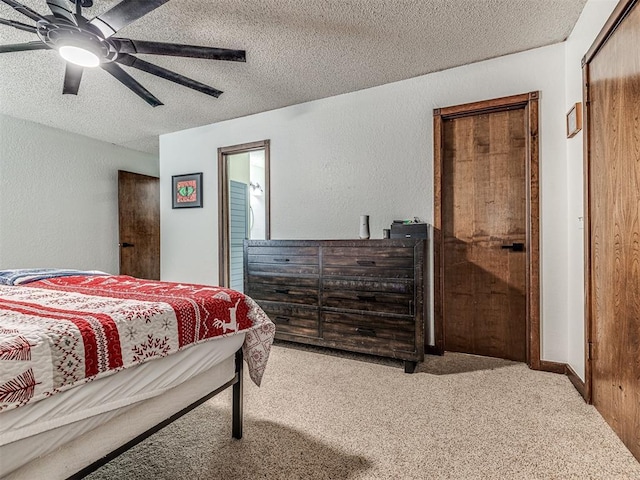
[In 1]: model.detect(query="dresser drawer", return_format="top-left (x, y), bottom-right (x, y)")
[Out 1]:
top-left (246, 246), bottom-right (319, 275)
top-left (246, 275), bottom-right (319, 305)
top-left (322, 311), bottom-right (416, 353)
top-left (248, 262), bottom-right (319, 275)
top-left (322, 278), bottom-right (414, 315)
top-left (322, 247), bottom-right (414, 278)
top-left (258, 301), bottom-right (320, 338)
top-left (247, 246), bottom-right (318, 257)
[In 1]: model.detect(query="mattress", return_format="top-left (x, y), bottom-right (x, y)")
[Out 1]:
top-left (0, 333), bottom-right (244, 478)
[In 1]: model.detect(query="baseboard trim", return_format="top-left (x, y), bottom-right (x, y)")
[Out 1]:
top-left (537, 360), bottom-right (566, 374)
top-left (537, 361), bottom-right (588, 403)
top-left (566, 364), bottom-right (587, 401)
top-left (432, 352), bottom-right (587, 401)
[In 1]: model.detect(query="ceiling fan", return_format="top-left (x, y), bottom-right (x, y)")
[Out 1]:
top-left (0, 0), bottom-right (246, 106)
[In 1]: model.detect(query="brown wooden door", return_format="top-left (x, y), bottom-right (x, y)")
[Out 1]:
top-left (118, 171), bottom-right (160, 280)
top-left (585, 0), bottom-right (640, 461)
top-left (442, 109), bottom-right (527, 361)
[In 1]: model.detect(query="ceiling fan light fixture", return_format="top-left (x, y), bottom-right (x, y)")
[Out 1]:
top-left (58, 44), bottom-right (100, 67)
top-left (0, 0), bottom-right (244, 105)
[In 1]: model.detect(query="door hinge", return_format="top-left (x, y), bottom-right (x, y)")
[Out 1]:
top-left (587, 342), bottom-right (594, 360)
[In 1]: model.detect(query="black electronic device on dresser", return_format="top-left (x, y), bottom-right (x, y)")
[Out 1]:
top-left (390, 222), bottom-right (429, 239)
top-left (244, 239), bottom-right (427, 372)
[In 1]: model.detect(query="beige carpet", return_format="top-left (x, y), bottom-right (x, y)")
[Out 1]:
top-left (87, 343), bottom-right (640, 479)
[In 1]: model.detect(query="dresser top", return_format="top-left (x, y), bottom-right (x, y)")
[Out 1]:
top-left (245, 239), bottom-right (424, 247)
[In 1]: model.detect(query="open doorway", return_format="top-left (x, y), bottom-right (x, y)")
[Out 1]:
top-left (218, 140), bottom-right (270, 290)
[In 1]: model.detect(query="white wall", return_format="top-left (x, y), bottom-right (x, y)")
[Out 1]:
top-left (160, 2), bottom-right (619, 364)
top-left (564, 0), bottom-right (618, 380)
top-left (0, 114), bottom-right (158, 274)
top-left (249, 150), bottom-right (267, 240)
top-left (228, 152), bottom-right (250, 183)
top-left (161, 42), bottom-right (572, 362)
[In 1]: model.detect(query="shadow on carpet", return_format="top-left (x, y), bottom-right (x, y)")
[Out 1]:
top-left (87, 408), bottom-right (372, 480)
top-left (275, 339), bottom-right (518, 376)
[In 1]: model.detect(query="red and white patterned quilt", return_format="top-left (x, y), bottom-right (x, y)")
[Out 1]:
top-left (0, 275), bottom-right (275, 411)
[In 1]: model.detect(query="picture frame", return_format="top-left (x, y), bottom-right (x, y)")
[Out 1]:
top-left (566, 102), bottom-right (582, 138)
top-left (172, 172), bottom-right (203, 208)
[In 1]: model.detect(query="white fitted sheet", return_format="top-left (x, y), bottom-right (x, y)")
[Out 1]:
top-left (0, 333), bottom-right (244, 478)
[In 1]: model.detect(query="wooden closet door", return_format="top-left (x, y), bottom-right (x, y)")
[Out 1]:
top-left (442, 109), bottom-right (527, 361)
top-left (586, 0), bottom-right (640, 460)
top-left (118, 171), bottom-right (160, 280)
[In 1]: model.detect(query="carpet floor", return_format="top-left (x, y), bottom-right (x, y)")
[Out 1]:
top-left (87, 342), bottom-right (640, 479)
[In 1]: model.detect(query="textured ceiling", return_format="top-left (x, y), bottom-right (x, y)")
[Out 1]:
top-left (0, 0), bottom-right (587, 154)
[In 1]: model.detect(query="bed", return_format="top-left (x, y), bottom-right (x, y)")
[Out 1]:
top-left (0, 269), bottom-right (275, 479)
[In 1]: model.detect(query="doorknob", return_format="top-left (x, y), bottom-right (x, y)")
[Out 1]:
top-left (501, 242), bottom-right (524, 252)
top-left (120, 242), bottom-right (135, 248)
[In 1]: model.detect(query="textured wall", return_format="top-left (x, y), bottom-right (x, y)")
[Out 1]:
top-left (0, 115), bottom-right (159, 273)
top-left (161, 41), bottom-right (574, 362)
top-left (564, 0), bottom-right (618, 380)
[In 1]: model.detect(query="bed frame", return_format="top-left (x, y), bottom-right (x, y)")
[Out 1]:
top-left (66, 349), bottom-right (244, 479)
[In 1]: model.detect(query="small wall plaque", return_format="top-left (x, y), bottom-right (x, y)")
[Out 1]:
top-left (566, 102), bottom-right (582, 138)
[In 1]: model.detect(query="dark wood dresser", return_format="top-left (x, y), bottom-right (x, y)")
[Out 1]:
top-left (244, 239), bottom-right (426, 372)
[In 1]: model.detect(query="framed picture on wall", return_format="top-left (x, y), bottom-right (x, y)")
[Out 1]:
top-left (566, 102), bottom-right (583, 138)
top-left (172, 172), bottom-right (203, 208)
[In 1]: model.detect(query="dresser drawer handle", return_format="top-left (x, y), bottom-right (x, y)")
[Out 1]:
top-left (275, 316), bottom-right (291, 324)
top-left (356, 327), bottom-right (377, 337)
top-left (357, 294), bottom-right (377, 302)
top-left (273, 258), bottom-right (290, 262)
top-left (356, 260), bottom-right (376, 266)
top-left (274, 288), bottom-right (290, 295)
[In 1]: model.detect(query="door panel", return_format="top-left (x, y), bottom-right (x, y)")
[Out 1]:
top-left (118, 171), bottom-right (160, 280)
top-left (229, 180), bottom-right (248, 292)
top-left (442, 109), bottom-right (527, 361)
top-left (587, 0), bottom-right (640, 460)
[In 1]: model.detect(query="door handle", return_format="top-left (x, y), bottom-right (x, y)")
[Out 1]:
top-left (501, 242), bottom-right (524, 252)
top-left (120, 242), bottom-right (135, 248)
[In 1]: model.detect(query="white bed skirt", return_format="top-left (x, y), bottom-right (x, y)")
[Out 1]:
top-left (1, 333), bottom-right (244, 479)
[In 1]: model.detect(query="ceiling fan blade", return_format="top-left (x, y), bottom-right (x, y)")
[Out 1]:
top-left (0, 41), bottom-right (48, 53)
top-left (101, 61), bottom-right (163, 107)
top-left (46, 0), bottom-right (77, 25)
top-left (0, 0), bottom-right (48, 23)
top-left (116, 53), bottom-right (223, 98)
top-left (0, 16), bottom-right (36, 33)
top-left (63, 62), bottom-right (83, 95)
top-left (89, 0), bottom-right (169, 39)
top-left (114, 38), bottom-right (246, 62)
